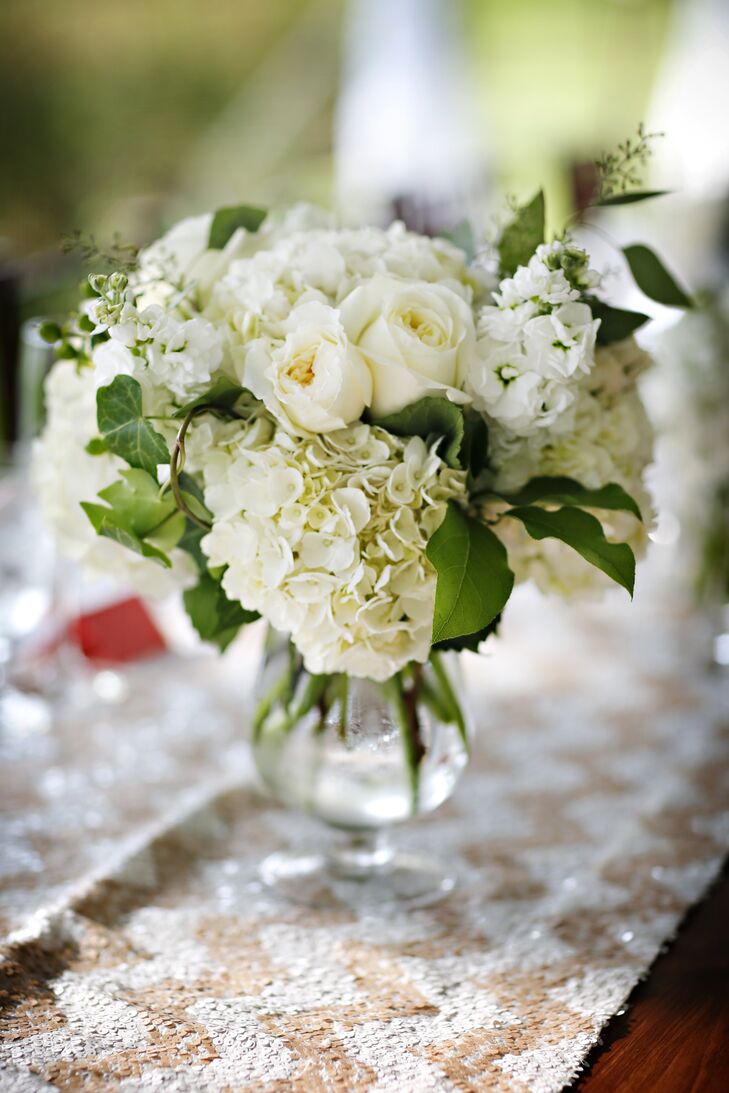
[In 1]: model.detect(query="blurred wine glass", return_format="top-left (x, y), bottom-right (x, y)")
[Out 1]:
top-left (0, 458), bottom-right (54, 734)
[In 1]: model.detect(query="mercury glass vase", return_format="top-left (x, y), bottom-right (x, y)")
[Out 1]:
top-left (251, 630), bottom-right (471, 908)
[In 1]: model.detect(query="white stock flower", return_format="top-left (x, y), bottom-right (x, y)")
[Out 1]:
top-left (198, 419), bottom-right (466, 679)
top-left (340, 274), bottom-right (475, 417)
top-left (468, 243), bottom-right (600, 436)
top-left (244, 301), bottom-right (372, 434)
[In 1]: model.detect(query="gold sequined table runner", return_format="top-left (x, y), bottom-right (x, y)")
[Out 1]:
top-left (1, 594), bottom-right (728, 1092)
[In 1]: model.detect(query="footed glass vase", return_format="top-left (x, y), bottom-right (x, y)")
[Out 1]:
top-left (251, 631), bottom-right (471, 909)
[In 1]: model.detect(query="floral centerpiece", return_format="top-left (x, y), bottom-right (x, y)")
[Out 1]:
top-left (35, 144), bottom-right (692, 902)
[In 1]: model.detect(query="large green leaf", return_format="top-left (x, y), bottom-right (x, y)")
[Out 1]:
top-left (623, 244), bottom-right (693, 309)
top-left (426, 502), bottom-right (514, 645)
top-left (370, 397), bottom-right (465, 469)
top-left (595, 190), bottom-right (670, 207)
top-left (504, 505), bottom-right (636, 595)
top-left (588, 299), bottom-right (650, 345)
top-left (171, 377), bottom-right (245, 418)
top-left (96, 375), bottom-right (169, 476)
top-left (183, 571), bottom-right (259, 652)
top-left (498, 476), bottom-right (642, 521)
top-left (498, 191), bottom-right (545, 277)
top-left (208, 205), bottom-right (267, 250)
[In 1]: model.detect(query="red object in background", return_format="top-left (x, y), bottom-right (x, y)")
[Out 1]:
top-left (67, 596), bottom-right (167, 663)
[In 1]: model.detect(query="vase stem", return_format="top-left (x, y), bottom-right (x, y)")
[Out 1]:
top-left (326, 828), bottom-right (395, 880)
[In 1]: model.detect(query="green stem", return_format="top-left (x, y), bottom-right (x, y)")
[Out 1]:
top-left (385, 669), bottom-right (425, 814)
top-left (337, 674), bottom-right (348, 742)
top-left (252, 644), bottom-right (298, 742)
top-left (430, 652), bottom-right (469, 755)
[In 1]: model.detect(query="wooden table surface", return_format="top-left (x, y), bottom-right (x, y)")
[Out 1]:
top-left (575, 866), bottom-right (729, 1093)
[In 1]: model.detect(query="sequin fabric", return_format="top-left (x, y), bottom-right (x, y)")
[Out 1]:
top-left (1, 591), bottom-right (728, 1092)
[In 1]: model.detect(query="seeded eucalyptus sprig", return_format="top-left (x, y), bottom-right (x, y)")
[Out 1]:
top-left (61, 229), bottom-right (140, 272)
top-left (594, 123), bottom-right (664, 203)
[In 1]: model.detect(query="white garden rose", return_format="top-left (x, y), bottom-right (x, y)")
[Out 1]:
top-left (244, 301), bottom-right (372, 434)
top-left (340, 273), bottom-right (475, 416)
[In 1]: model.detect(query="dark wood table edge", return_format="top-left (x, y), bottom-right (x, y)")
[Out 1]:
top-left (571, 857), bottom-right (729, 1092)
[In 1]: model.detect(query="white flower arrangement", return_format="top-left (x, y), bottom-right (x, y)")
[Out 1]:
top-left (34, 169), bottom-right (693, 686)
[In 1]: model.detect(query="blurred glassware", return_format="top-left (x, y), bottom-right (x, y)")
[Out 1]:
top-left (335, 0), bottom-right (486, 231)
top-left (17, 318), bottom-right (55, 452)
top-left (0, 458), bottom-right (54, 733)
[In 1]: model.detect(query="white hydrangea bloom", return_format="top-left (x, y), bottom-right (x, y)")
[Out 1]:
top-left (196, 417), bottom-right (466, 679)
top-left (32, 361), bottom-right (196, 598)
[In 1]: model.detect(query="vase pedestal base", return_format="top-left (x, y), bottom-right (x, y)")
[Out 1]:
top-left (260, 845), bottom-right (456, 911)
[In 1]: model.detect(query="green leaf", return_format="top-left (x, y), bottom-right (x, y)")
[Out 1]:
top-left (147, 510), bottom-right (186, 552)
top-left (460, 411), bottom-right (489, 479)
top-left (595, 190), bottom-right (670, 207)
top-left (178, 520), bottom-right (208, 571)
top-left (504, 505), bottom-right (636, 595)
top-left (171, 377), bottom-right (245, 418)
top-left (432, 613), bottom-right (501, 653)
top-left (208, 205), bottom-right (267, 250)
top-left (370, 397), bottom-right (465, 468)
top-left (623, 244), bottom-right (693, 309)
top-left (498, 476), bottom-right (642, 521)
top-left (588, 299), bottom-right (651, 345)
top-left (85, 436), bottom-right (109, 456)
top-left (426, 502), bottom-right (515, 645)
top-left (80, 502), bottom-right (171, 568)
top-left (97, 375), bottom-right (169, 476)
top-left (183, 571), bottom-right (259, 651)
top-left (441, 220), bottom-right (477, 262)
top-left (96, 468), bottom-right (177, 537)
top-left (39, 321), bottom-right (62, 344)
top-left (499, 191), bottom-right (545, 277)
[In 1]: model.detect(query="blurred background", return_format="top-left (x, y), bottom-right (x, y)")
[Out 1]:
top-left (0, 0), bottom-right (727, 689)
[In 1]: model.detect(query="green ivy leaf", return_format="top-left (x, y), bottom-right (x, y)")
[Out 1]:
top-left (95, 468), bottom-right (177, 538)
top-left (208, 205), bottom-right (267, 250)
top-left (504, 505), bottom-right (636, 595)
top-left (80, 502), bottom-right (172, 568)
top-left (147, 510), bottom-right (186, 552)
top-left (171, 377), bottom-right (245, 418)
top-left (498, 191), bottom-right (545, 277)
top-left (498, 476), bottom-right (642, 521)
top-left (588, 299), bottom-right (651, 345)
top-left (441, 219), bottom-right (477, 262)
top-left (623, 244), bottom-right (694, 309)
top-left (96, 375), bottom-right (169, 476)
top-left (426, 502), bottom-right (514, 645)
top-left (370, 397), bottom-right (465, 469)
top-left (183, 571), bottom-right (259, 651)
top-left (595, 190), bottom-right (670, 207)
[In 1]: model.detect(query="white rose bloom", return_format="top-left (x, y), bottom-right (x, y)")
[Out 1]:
top-left (243, 301), bottom-right (372, 434)
top-left (340, 274), bottom-right (475, 417)
top-left (198, 418), bottom-right (466, 679)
